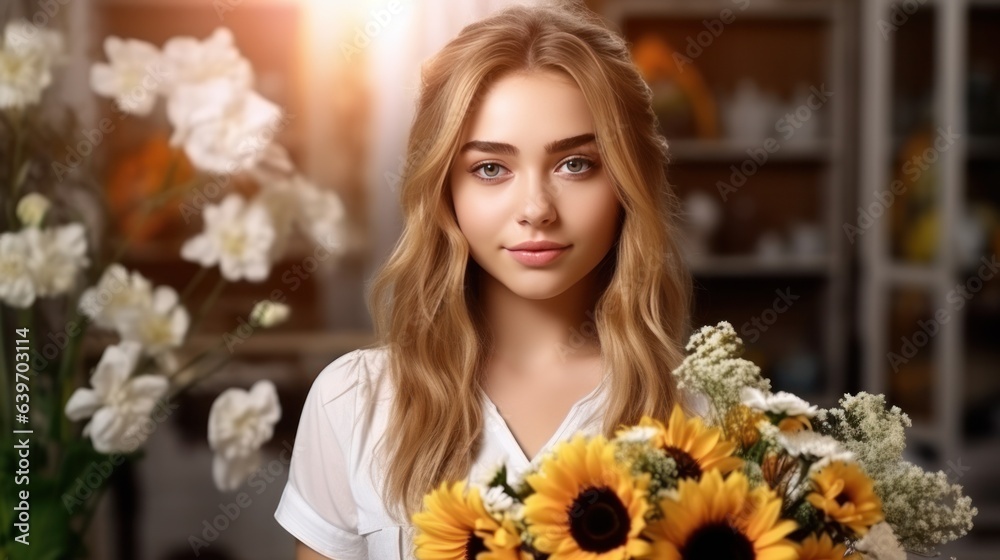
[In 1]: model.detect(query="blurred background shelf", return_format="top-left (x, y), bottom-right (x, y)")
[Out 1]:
top-left (606, 0), bottom-right (853, 408)
top-left (860, 0), bottom-right (1000, 543)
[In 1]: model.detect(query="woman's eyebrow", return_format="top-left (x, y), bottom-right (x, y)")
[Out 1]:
top-left (459, 133), bottom-right (596, 156)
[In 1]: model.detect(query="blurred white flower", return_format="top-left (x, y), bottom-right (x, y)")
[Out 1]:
top-left (855, 522), bottom-right (906, 560)
top-left (16, 192), bottom-right (51, 227)
top-left (615, 425), bottom-right (660, 444)
top-left (78, 264), bottom-right (154, 331)
top-left (0, 231), bottom-right (36, 308)
top-left (24, 223), bottom-right (89, 298)
top-left (175, 87), bottom-right (283, 174)
top-left (159, 28), bottom-right (278, 174)
top-left (741, 387), bottom-right (818, 418)
top-left (64, 341), bottom-right (170, 454)
top-left (249, 300), bottom-right (289, 328)
top-left (90, 36), bottom-right (163, 116)
top-left (181, 194), bottom-right (275, 282)
top-left (255, 174), bottom-right (348, 261)
top-left (0, 20), bottom-right (63, 109)
top-left (208, 379), bottom-right (281, 491)
top-left (160, 28), bottom-right (251, 96)
top-left (123, 285), bottom-right (190, 355)
top-left (297, 179), bottom-right (348, 252)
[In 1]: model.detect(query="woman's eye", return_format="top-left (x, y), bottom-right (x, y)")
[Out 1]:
top-left (472, 162), bottom-right (508, 181)
top-left (560, 158), bottom-right (595, 174)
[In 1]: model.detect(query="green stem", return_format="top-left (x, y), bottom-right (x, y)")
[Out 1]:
top-left (54, 312), bottom-right (90, 445)
top-left (170, 354), bottom-right (232, 398)
top-left (188, 275), bottom-right (227, 338)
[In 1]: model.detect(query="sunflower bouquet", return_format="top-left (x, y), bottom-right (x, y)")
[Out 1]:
top-left (410, 322), bottom-right (977, 560)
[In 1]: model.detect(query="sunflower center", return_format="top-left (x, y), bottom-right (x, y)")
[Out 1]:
top-left (568, 486), bottom-right (631, 553)
top-left (663, 447), bottom-right (703, 480)
top-left (682, 522), bottom-right (755, 560)
top-left (466, 534), bottom-right (487, 560)
top-left (835, 490), bottom-right (852, 506)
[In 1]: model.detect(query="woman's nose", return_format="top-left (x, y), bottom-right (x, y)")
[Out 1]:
top-left (517, 173), bottom-right (557, 226)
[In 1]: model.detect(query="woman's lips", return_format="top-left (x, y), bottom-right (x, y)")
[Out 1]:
top-left (505, 246), bottom-right (570, 266)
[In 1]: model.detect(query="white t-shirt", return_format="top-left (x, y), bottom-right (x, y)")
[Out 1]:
top-left (273, 346), bottom-right (611, 560)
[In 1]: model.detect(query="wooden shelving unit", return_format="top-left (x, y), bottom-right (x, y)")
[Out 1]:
top-left (600, 0), bottom-right (854, 409)
top-left (859, 0), bottom-right (1000, 556)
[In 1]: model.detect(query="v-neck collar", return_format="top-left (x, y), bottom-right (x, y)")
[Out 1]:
top-left (480, 372), bottom-right (609, 468)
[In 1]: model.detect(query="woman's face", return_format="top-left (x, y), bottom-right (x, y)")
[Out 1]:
top-left (449, 70), bottom-right (622, 300)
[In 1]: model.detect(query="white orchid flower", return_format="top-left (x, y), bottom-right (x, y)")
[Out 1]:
top-left (78, 264), bottom-right (155, 331)
top-left (207, 380), bottom-right (281, 491)
top-left (90, 36), bottom-right (163, 116)
top-left (0, 20), bottom-right (63, 109)
top-left (24, 223), bottom-right (89, 298)
top-left (124, 285), bottom-right (190, 355)
top-left (0, 231), bottom-right (36, 308)
top-left (181, 193), bottom-right (276, 282)
top-left (64, 341), bottom-right (170, 454)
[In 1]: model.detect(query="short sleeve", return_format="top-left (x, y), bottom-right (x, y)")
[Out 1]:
top-left (275, 350), bottom-right (367, 560)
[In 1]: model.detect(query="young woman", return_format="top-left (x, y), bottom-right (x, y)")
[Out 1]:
top-left (275, 2), bottom-right (693, 558)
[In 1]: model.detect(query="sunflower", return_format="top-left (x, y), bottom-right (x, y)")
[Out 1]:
top-left (806, 461), bottom-right (884, 537)
top-left (412, 479), bottom-right (530, 560)
top-left (796, 532), bottom-right (860, 560)
top-left (621, 405), bottom-right (742, 480)
top-left (643, 470), bottom-right (798, 560)
top-left (521, 434), bottom-right (653, 559)
top-left (722, 404), bottom-right (766, 449)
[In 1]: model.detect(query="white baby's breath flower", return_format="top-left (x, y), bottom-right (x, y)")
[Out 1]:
top-left (249, 300), bottom-right (289, 328)
top-left (615, 425), bottom-right (660, 444)
top-left (741, 387), bottom-right (818, 418)
top-left (16, 193), bottom-right (51, 227)
top-left (64, 341), bottom-right (170, 453)
top-left (673, 322), bottom-right (771, 420)
top-left (123, 285), bottom-right (189, 355)
top-left (855, 522), bottom-right (906, 560)
top-left (208, 379), bottom-right (281, 491)
top-left (90, 36), bottom-right (163, 116)
top-left (24, 223), bottom-right (89, 298)
top-left (181, 194), bottom-right (275, 282)
top-left (78, 264), bottom-right (154, 331)
top-left (0, 231), bottom-right (36, 308)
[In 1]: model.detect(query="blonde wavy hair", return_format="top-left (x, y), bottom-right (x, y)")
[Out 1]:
top-left (364, 0), bottom-right (693, 522)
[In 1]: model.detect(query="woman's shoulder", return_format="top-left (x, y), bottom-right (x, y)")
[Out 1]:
top-left (311, 345), bottom-right (393, 405)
